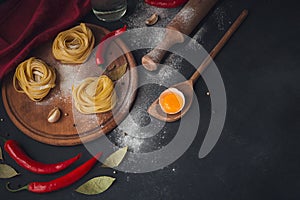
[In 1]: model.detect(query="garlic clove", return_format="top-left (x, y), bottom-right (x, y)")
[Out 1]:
top-left (145, 13), bottom-right (159, 26)
top-left (47, 107), bottom-right (61, 123)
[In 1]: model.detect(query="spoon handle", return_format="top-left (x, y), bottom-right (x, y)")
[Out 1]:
top-left (190, 9), bottom-right (248, 84)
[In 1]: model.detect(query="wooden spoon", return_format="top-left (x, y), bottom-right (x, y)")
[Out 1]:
top-left (148, 10), bottom-right (248, 122)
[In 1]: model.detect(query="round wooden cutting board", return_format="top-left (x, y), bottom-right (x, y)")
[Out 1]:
top-left (2, 24), bottom-right (137, 146)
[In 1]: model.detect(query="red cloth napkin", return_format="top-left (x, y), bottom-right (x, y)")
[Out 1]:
top-left (0, 0), bottom-right (91, 79)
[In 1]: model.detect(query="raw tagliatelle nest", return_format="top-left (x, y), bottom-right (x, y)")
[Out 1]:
top-left (72, 75), bottom-right (117, 114)
top-left (13, 57), bottom-right (56, 101)
top-left (52, 23), bottom-right (95, 64)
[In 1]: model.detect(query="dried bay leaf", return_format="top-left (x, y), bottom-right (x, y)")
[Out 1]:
top-left (102, 146), bottom-right (128, 168)
top-left (105, 63), bottom-right (127, 81)
top-left (0, 164), bottom-right (19, 178)
top-left (75, 176), bottom-right (115, 195)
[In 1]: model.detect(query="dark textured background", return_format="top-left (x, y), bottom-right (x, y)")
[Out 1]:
top-left (0, 0), bottom-right (299, 199)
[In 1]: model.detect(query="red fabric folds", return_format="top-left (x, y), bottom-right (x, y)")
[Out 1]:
top-left (0, 0), bottom-right (91, 79)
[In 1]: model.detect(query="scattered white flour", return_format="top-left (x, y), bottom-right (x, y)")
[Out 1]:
top-left (56, 64), bottom-right (76, 95)
top-left (112, 128), bottom-right (144, 153)
top-left (142, 61), bottom-right (184, 87)
top-left (213, 6), bottom-right (227, 31)
top-left (164, 53), bottom-right (183, 70)
top-left (192, 25), bottom-right (208, 44)
top-left (121, 1), bottom-right (181, 29)
top-left (125, 27), bottom-right (166, 51)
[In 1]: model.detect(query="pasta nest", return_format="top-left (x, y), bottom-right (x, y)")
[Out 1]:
top-left (72, 75), bottom-right (117, 114)
top-left (52, 23), bottom-right (95, 64)
top-left (13, 57), bottom-right (56, 101)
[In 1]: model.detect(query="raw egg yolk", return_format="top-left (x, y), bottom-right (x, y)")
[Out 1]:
top-left (159, 90), bottom-right (184, 114)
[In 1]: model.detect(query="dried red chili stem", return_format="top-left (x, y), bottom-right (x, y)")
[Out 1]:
top-left (96, 25), bottom-right (127, 66)
top-left (145, 0), bottom-right (188, 8)
top-left (6, 152), bottom-right (102, 193)
top-left (4, 139), bottom-right (81, 174)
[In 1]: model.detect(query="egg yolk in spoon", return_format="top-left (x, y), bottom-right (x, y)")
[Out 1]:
top-left (159, 88), bottom-right (185, 114)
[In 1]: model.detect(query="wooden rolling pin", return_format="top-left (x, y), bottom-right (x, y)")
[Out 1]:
top-left (142, 0), bottom-right (218, 71)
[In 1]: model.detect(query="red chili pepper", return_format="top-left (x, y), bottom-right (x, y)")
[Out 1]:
top-left (4, 139), bottom-right (81, 174)
top-left (96, 25), bottom-right (127, 67)
top-left (6, 152), bottom-right (102, 193)
top-left (145, 0), bottom-right (188, 8)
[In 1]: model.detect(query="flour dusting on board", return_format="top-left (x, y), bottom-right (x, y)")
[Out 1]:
top-left (56, 64), bottom-right (76, 95)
